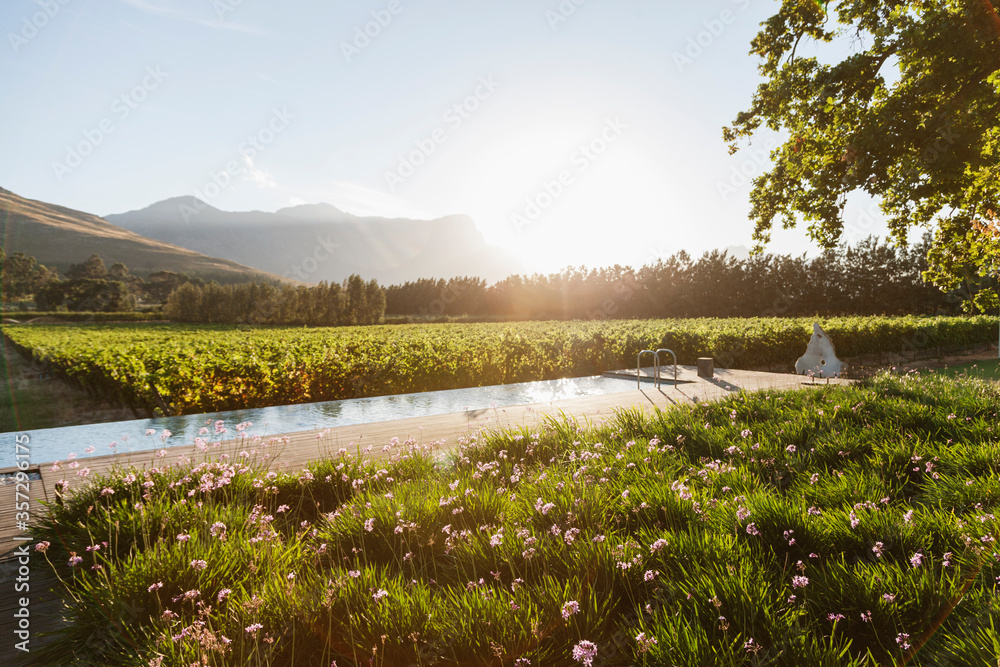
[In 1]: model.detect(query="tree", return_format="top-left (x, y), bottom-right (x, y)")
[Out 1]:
top-left (65, 254), bottom-right (108, 280)
top-left (145, 271), bottom-right (186, 303)
top-left (724, 0), bottom-right (1000, 312)
top-left (61, 279), bottom-right (135, 312)
top-left (34, 281), bottom-right (66, 311)
top-left (164, 283), bottom-right (203, 321)
top-left (0, 246), bottom-right (57, 301)
top-left (924, 212), bottom-right (1000, 313)
top-left (345, 274), bottom-right (367, 325)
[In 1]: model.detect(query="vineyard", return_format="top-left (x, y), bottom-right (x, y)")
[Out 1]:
top-left (2, 316), bottom-right (995, 416)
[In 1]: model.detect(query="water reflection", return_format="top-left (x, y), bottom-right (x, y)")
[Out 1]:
top-left (5, 376), bottom-right (636, 466)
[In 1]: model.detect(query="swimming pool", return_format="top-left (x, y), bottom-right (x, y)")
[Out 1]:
top-left (2, 375), bottom-right (638, 467)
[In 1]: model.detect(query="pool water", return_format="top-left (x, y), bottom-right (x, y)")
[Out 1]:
top-left (3, 375), bottom-right (637, 467)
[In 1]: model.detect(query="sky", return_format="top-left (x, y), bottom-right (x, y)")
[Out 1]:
top-left (0, 0), bottom-right (900, 274)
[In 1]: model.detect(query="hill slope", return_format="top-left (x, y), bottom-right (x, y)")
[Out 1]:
top-left (106, 197), bottom-right (521, 283)
top-left (0, 188), bottom-right (290, 283)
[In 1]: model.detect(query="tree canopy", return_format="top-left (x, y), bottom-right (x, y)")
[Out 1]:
top-left (724, 0), bottom-right (1000, 312)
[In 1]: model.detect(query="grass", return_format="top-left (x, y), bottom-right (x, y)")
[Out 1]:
top-left (0, 338), bottom-right (135, 432)
top-left (26, 372), bottom-right (1000, 666)
top-left (931, 358), bottom-right (1000, 382)
top-left (0, 341), bottom-right (72, 432)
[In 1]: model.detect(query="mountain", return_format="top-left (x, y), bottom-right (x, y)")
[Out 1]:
top-left (105, 198), bottom-right (521, 284)
top-left (0, 188), bottom-right (290, 283)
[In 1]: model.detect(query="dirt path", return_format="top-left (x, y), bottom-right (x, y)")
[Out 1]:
top-left (1, 336), bottom-right (137, 432)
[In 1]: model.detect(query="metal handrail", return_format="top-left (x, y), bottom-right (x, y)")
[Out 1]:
top-left (654, 348), bottom-right (677, 388)
top-left (637, 350), bottom-right (657, 389)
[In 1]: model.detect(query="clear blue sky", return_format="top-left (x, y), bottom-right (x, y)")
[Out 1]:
top-left (0, 0), bottom-right (894, 273)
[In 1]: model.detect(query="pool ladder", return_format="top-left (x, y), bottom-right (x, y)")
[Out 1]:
top-left (636, 348), bottom-right (677, 389)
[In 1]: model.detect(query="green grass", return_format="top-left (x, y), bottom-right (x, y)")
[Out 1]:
top-left (932, 358), bottom-right (1000, 381)
top-left (27, 372), bottom-right (1000, 666)
top-left (0, 344), bottom-right (70, 432)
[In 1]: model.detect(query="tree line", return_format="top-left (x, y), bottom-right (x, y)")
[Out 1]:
top-left (1, 249), bottom-right (202, 312)
top-left (7, 236), bottom-right (992, 323)
top-left (164, 276), bottom-right (386, 326)
top-left (385, 236), bottom-right (991, 319)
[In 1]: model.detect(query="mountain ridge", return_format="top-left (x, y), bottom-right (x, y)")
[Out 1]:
top-left (0, 188), bottom-right (293, 284)
top-left (105, 197), bottom-right (521, 283)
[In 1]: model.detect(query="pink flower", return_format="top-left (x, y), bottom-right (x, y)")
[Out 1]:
top-left (636, 632), bottom-right (657, 653)
top-left (644, 570), bottom-right (657, 582)
top-left (35, 541), bottom-right (50, 553)
top-left (572, 640), bottom-right (598, 666)
top-left (245, 623), bottom-right (263, 634)
top-left (218, 588), bottom-right (232, 602)
top-left (190, 559), bottom-right (207, 570)
top-left (910, 552), bottom-right (923, 568)
top-left (364, 518), bottom-right (375, 532)
top-left (746, 523), bottom-right (760, 536)
top-left (562, 601), bottom-right (580, 619)
top-left (373, 589), bottom-right (388, 601)
top-left (534, 498), bottom-right (556, 515)
top-left (649, 538), bottom-right (668, 553)
top-left (68, 555), bottom-right (83, 567)
top-left (792, 576), bottom-right (809, 589)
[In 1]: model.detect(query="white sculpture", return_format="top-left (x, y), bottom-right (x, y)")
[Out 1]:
top-left (795, 323), bottom-right (844, 378)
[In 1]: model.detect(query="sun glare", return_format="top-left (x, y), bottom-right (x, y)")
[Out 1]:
top-left (427, 116), bottom-right (674, 274)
